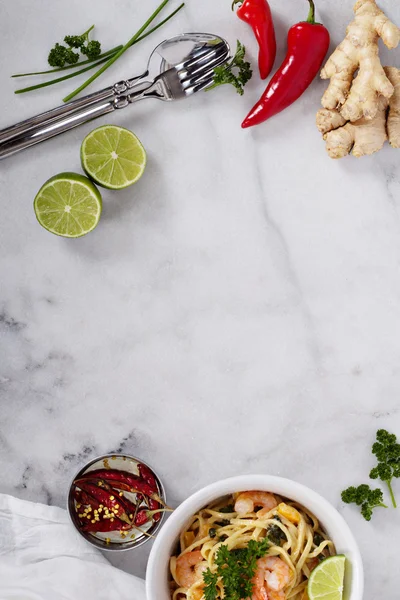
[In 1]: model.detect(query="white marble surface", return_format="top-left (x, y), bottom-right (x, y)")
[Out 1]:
top-left (1, 0), bottom-right (399, 597)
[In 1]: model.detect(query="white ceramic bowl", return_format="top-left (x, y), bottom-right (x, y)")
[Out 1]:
top-left (146, 475), bottom-right (364, 600)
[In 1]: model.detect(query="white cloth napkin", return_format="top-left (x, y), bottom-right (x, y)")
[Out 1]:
top-left (0, 494), bottom-right (146, 600)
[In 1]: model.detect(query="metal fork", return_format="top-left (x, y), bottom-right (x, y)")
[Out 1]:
top-left (0, 33), bottom-right (230, 160)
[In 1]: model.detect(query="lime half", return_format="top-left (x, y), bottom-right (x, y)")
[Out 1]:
top-left (34, 172), bottom-right (102, 237)
top-left (81, 125), bottom-right (146, 190)
top-left (308, 555), bottom-right (346, 600)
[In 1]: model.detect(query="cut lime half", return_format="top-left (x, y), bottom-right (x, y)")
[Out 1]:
top-left (308, 555), bottom-right (346, 600)
top-left (34, 172), bottom-right (102, 238)
top-left (81, 125), bottom-right (147, 190)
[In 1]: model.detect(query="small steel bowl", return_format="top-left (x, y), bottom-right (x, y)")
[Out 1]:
top-left (67, 453), bottom-right (166, 552)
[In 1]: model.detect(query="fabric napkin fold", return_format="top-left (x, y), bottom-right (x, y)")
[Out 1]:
top-left (0, 494), bottom-right (146, 600)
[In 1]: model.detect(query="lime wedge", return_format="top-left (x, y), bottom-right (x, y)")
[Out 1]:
top-left (81, 125), bottom-right (147, 190)
top-left (34, 172), bottom-right (102, 238)
top-left (308, 555), bottom-right (346, 600)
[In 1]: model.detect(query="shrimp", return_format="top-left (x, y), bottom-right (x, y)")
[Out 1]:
top-left (235, 491), bottom-right (278, 517)
top-left (251, 556), bottom-right (291, 600)
top-left (175, 551), bottom-right (206, 589)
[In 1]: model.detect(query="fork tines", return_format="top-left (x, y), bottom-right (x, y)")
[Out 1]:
top-left (178, 42), bottom-right (230, 94)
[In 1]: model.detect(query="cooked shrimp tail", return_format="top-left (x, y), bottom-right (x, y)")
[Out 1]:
top-left (235, 491), bottom-right (278, 517)
top-left (175, 551), bottom-right (206, 589)
top-left (251, 556), bottom-right (291, 600)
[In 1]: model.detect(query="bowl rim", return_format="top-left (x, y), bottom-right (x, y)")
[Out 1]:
top-left (146, 474), bottom-right (364, 600)
top-left (66, 452), bottom-right (166, 552)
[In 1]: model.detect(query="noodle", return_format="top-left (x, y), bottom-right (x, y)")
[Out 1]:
top-left (169, 492), bottom-right (336, 600)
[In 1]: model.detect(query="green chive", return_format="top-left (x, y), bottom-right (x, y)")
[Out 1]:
top-left (63, 0), bottom-right (172, 103)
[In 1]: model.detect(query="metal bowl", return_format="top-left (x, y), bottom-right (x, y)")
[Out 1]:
top-left (67, 453), bottom-right (166, 552)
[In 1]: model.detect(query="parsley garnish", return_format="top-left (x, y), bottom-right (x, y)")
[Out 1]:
top-left (369, 429), bottom-right (400, 508)
top-left (341, 484), bottom-right (387, 521)
top-left (203, 538), bottom-right (269, 600)
top-left (206, 40), bottom-right (252, 96)
top-left (203, 570), bottom-right (218, 600)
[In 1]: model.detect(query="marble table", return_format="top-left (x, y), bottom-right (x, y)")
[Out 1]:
top-left (1, 0), bottom-right (399, 597)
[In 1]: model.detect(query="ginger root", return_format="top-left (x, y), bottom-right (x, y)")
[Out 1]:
top-left (321, 0), bottom-right (399, 122)
top-left (316, 110), bottom-right (347, 136)
top-left (316, 67), bottom-right (400, 159)
top-left (387, 66), bottom-right (400, 147)
top-left (317, 98), bottom-right (388, 159)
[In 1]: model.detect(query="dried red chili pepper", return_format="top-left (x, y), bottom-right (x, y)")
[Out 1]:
top-left (137, 463), bottom-right (157, 491)
top-left (95, 479), bottom-right (138, 514)
top-left (106, 477), bottom-right (161, 502)
top-left (73, 487), bottom-right (100, 508)
top-left (134, 508), bottom-right (166, 527)
top-left (73, 488), bottom-right (102, 529)
top-left (233, 0), bottom-right (276, 80)
top-left (76, 481), bottom-right (131, 524)
top-left (135, 508), bottom-right (150, 527)
top-left (112, 489), bottom-right (138, 520)
top-left (76, 469), bottom-right (162, 502)
top-left (101, 481), bottom-right (161, 526)
top-left (138, 463), bottom-right (161, 521)
top-left (148, 500), bottom-right (161, 521)
top-left (82, 518), bottom-right (130, 533)
top-left (242, 0), bottom-right (330, 128)
top-left (73, 488), bottom-right (85, 505)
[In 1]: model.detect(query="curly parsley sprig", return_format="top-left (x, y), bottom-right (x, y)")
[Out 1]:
top-left (48, 25), bottom-right (101, 68)
top-left (341, 484), bottom-right (387, 521)
top-left (370, 429), bottom-right (400, 508)
top-left (203, 538), bottom-right (269, 600)
top-left (207, 40), bottom-right (252, 96)
top-left (340, 429), bottom-right (400, 520)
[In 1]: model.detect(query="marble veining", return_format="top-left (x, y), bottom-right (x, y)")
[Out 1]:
top-left (1, 0), bottom-right (400, 598)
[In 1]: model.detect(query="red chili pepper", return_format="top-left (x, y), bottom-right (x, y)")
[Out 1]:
top-left (233, 0), bottom-right (276, 80)
top-left (149, 500), bottom-right (162, 521)
top-left (135, 508), bottom-right (160, 527)
top-left (76, 481), bottom-right (132, 524)
top-left (76, 469), bottom-right (161, 502)
top-left (73, 488), bottom-right (83, 503)
top-left (73, 487), bottom-right (100, 509)
top-left (137, 463), bottom-right (158, 491)
top-left (104, 479), bottom-right (161, 524)
top-left (92, 478), bottom-right (139, 517)
top-left (138, 463), bottom-right (162, 521)
top-left (135, 508), bottom-right (151, 527)
top-left (242, 0), bottom-right (330, 128)
top-left (81, 518), bottom-right (130, 533)
top-left (134, 508), bottom-right (165, 527)
top-left (112, 489), bottom-right (138, 521)
top-left (73, 488), bottom-right (85, 505)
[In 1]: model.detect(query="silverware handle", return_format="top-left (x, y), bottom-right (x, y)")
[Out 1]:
top-left (0, 100), bottom-right (116, 160)
top-left (0, 86), bottom-right (116, 145)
